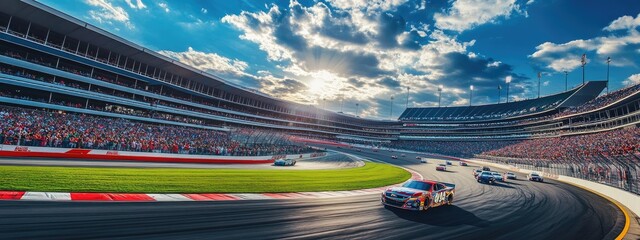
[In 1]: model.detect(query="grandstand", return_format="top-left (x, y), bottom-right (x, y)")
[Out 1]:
top-left (399, 80), bottom-right (605, 122)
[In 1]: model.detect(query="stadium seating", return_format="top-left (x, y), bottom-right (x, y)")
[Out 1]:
top-left (0, 105), bottom-right (315, 156)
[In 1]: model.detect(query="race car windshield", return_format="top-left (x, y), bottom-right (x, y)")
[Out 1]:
top-left (402, 181), bottom-right (432, 191)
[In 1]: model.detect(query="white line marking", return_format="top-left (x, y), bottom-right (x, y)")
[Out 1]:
top-left (231, 194), bottom-right (274, 200)
top-left (21, 192), bottom-right (71, 201)
top-left (147, 194), bottom-right (193, 201)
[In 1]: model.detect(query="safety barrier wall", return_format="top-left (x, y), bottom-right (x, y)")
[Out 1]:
top-left (0, 144), bottom-right (326, 164)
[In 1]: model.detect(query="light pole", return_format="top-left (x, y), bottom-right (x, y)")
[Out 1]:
top-left (606, 57), bottom-right (611, 94)
top-left (537, 72), bottom-right (541, 98)
top-left (581, 53), bottom-right (586, 85)
top-left (469, 85), bottom-right (474, 106)
top-left (355, 103), bottom-right (359, 117)
top-left (498, 85), bottom-right (502, 104)
top-left (438, 85), bottom-right (443, 107)
top-left (340, 96), bottom-right (344, 113)
top-left (405, 86), bottom-right (410, 109)
top-left (390, 96), bottom-right (394, 118)
top-left (564, 71), bottom-right (568, 91)
top-left (506, 76), bottom-right (512, 103)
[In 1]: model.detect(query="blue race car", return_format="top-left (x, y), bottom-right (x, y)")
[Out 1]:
top-left (477, 171), bottom-right (496, 184)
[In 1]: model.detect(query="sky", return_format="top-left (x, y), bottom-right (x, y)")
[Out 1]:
top-left (38, 0), bottom-right (640, 119)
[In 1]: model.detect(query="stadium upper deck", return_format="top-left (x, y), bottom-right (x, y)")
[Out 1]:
top-left (399, 81), bottom-right (605, 123)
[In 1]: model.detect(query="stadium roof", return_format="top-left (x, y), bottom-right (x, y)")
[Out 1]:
top-left (399, 81), bottom-right (607, 123)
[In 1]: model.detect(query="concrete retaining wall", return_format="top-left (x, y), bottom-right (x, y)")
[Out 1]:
top-left (0, 144), bottom-right (326, 164)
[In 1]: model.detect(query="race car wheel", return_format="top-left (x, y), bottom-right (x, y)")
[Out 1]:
top-left (423, 198), bottom-right (431, 211)
top-left (447, 195), bottom-right (453, 205)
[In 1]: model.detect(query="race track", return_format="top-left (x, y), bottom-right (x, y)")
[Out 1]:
top-left (0, 146), bottom-right (627, 239)
top-left (0, 153), bottom-right (363, 170)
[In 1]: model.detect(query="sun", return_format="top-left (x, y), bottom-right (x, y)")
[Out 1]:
top-left (307, 70), bottom-right (335, 96)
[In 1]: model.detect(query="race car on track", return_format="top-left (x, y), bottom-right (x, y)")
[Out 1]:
top-left (506, 172), bottom-right (517, 180)
top-left (491, 172), bottom-right (505, 182)
top-left (473, 169), bottom-right (483, 177)
top-left (459, 162), bottom-right (468, 166)
top-left (416, 156), bottom-right (421, 159)
top-left (273, 158), bottom-right (296, 166)
top-left (420, 158), bottom-right (428, 163)
top-left (381, 179), bottom-right (456, 211)
top-left (391, 155), bottom-right (398, 159)
top-left (528, 172), bottom-right (544, 182)
top-left (436, 164), bottom-right (447, 171)
top-left (482, 166), bottom-right (491, 171)
top-left (477, 171), bottom-right (496, 184)
top-left (446, 161), bottom-right (453, 165)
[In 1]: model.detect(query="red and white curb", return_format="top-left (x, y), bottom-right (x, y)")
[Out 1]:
top-left (0, 168), bottom-right (421, 202)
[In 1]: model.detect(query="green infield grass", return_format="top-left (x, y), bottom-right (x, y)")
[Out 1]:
top-left (0, 162), bottom-right (410, 193)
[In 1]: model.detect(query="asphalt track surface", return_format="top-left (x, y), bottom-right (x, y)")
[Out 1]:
top-left (0, 153), bottom-right (363, 169)
top-left (0, 145), bottom-right (627, 239)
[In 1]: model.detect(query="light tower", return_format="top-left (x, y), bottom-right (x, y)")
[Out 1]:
top-left (438, 85), bottom-right (443, 107)
top-left (606, 57), bottom-right (611, 94)
top-left (405, 86), bottom-right (410, 109)
top-left (581, 53), bottom-right (587, 85)
top-left (537, 72), bottom-right (541, 98)
top-left (469, 85), bottom-right (474, 106)
top-left (564, 71), bottom-right (568, 91)
top-left (506, 75), bottom-right (512, 103)
top-left (390, 96), bottom-right (394, 117)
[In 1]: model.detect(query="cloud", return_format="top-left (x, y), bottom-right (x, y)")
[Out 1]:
top-left (433, 0), bottom-right (525, 32)
top-left (85, 0), bottom-right (133, 29)
top-left (158, 2), bottom-right (170, 13)
top-left (623, 73), bottom-right (640, 86)
top-left (201, 8), bottom-right (208, 14)
top-left (603, 13), bottom-right (640, 31)
top-left (158, 47), bottom-right (249, 77)
top-left (530, 14), bottom-right (640, 72)
top-left (124, 0), bottom-right (146, 9)
top-left (219, 0), bottom-right (529, 117)
top-left (178, 15), bottom-right (215, 29)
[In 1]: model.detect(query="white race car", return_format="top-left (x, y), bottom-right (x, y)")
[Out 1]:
top-left (274, 158), bottom-right (296, 166)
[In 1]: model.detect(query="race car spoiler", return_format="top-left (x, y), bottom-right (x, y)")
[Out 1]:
top-left (442, 182), bottom-right (456, 189)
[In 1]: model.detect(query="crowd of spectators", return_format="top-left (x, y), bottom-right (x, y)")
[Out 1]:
top-left (0, 105), bottom-right (316, 156)
top-left (482, 127), bottom-right (640, 162)
top-left (381, 140), bottom-right (521, 157)
top-left (555, 84), bottom-right (640, 118)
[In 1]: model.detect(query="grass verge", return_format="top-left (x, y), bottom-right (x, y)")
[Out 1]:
top-left (0, 162), bottom-right (410, 193)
